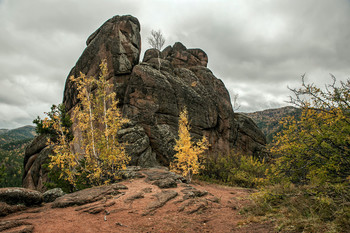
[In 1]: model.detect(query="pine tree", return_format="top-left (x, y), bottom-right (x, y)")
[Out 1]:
top-left (170, 107), bottom-right (209, 183)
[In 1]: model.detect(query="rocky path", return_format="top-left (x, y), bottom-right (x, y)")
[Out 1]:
top-left (1, 168), bottom-right (273, 232)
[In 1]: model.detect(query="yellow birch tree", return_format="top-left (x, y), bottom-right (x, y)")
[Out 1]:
top-left (46, 60), bottom-right (130, 188)
top-left (170, 107), bottom-right (209, 182)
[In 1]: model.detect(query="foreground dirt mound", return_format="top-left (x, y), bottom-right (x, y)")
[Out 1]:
top-left (2, 168), bottom-right (273, 232)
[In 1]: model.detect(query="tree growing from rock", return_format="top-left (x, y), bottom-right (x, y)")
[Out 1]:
top-left (170, 107), bottom-right (209, 183)
top-left (147, 29), bottom-right (165, 50)
top-left (45, 60), bottom-right (130, 188)
top-left (232, 92), bottom-right (241, 111)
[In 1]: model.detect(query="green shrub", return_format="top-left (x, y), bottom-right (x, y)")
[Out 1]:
top-left (199, 151), bottom-right (268, 188)
top-left (44, 161), bottom-right (92, 193)
top-left (245, 77), bottom-right (350, 232)
top-left (33, 104), bottom-right (72, 139)
top-left (247, 182), bottom-right (350, 232)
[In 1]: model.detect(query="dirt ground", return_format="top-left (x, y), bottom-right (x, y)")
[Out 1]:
top-left (1, 169), bottom-right (274, 233)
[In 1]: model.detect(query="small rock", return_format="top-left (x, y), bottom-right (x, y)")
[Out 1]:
top-left (142, 187), bottom-right (153, 193)
top-left (207, 196), bottom-right (220, 203)
top-left (152, 178), bottom-right (177, 189)
top-left (116, 222), bottom-right (127, 227)
top-left (0, 202), bottom-right (27, 217)
top-left (43, 188), bottom-right (65, 203)
top-left (104, 201), bottom-right (116, 208)
top-left (187, 202), bottom-right (207, 214)
top-left (120, 166), bottom-right (145, 179)
top-left (86, 207), bottom-right (105, 214)
top-left (143, 190), bottom-right (178, 215)
top-left (143, 168), bottom-right (186, 183)
top-left (181, 188), bottom-right (208, 200)
top-left (178, 199), bottom-right (195, 212)
top-left (124, 192), bottom-right (144, 203)
top-left (0, 219), bottom-right (34, 232)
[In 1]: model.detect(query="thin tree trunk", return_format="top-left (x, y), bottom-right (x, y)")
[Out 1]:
top-left (87, 91), bottom-right (97, 160)
top-left (103, 93), bottom-right (109, 149)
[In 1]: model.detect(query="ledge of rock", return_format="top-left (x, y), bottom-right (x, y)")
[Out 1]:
top-left (0, 188), bottom-right (43, 206)
top-left (52, 183), bottom-right (128, 208)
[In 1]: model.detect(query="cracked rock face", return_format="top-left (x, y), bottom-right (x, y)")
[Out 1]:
top-left (22, 14), bottom-right (266, 191)
top-left (63, 15), bottom-right (141, 111)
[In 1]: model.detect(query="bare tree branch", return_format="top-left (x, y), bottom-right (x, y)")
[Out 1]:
top-left (147, 29), bottom-right (165, 50)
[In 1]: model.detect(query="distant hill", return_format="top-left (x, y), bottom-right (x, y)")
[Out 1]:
top-left (0, 125), bottom-right (36, 146)
top-left (0, 125), bottom-right (36, 187)
top-left (0, 129), bottom-right (9, 135)
top-left (242, 106), bottom-right (301, 143)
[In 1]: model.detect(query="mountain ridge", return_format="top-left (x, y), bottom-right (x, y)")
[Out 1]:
top-left (0, 125), bottom-right (35, 145)
top-left (241, 106), bottom-right (301, 143)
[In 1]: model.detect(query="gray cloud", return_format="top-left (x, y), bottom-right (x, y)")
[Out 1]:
top-left (0, 0), bottom-right (349, 128)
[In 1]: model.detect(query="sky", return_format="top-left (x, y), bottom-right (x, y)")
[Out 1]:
top-left (0, 0), bottom-right (350, 129)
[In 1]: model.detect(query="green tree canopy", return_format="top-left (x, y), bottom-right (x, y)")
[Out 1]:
top-left (270, 76), bottom-right (350, 184)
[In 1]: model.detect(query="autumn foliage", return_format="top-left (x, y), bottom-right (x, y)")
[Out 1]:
top-left (44, 61), bottom-right (129, 188)
top-left (269, 76), bottom-right (350, 185)
top-left (248, 76), bottom-right (350, 232)
top-left (170, 108), bottom-right (209, 183)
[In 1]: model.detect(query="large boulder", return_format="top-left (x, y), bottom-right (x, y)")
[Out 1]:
top-left (63, 14), bottom-right (141, 111)
top-left (23, 14), bottom-right (266, 191)
top-left (22, 144), bottom-right (52, 192)
top-left (234, 113), bottom-right (267, 158)
top-left (0, 187), bottom-right (43, 206)
top-left (52, 183), bottom-right (127, 208)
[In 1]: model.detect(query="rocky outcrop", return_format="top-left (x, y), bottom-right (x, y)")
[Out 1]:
top-left (22, 143), bottom-right (52, 192)
top-left (0, 187), bottom-right (43, 217)
top-left (234, 113), bottom-right (267, 158)
top-left (22, 14), bottom-right (266, 191)
top-left (43, 188), bottom-right (65, 203)
top-left (123, 43), bottom-right (237, 165)
top-left (143, 190), bottom-right (178, 216)
top-left (0, 219), bottom-right (34, 232)
top-left (0, 202), bottom-right (28, 217)
top-left (52, 183), bottom-right (127, 208)
top-left (63, 15), bottom-right (141, 111)
top-left (0, 188), bottom-right (43, 206)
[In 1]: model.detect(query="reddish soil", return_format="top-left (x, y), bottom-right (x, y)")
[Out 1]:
top-left (1, 170), bottom-right (273, 233)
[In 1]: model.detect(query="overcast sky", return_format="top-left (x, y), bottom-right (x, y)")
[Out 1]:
top-left (1, 0), bottom-right (350, 129)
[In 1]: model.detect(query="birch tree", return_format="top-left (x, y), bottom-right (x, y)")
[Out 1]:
top-left (46, 60), bottom-right (130, 187)
top-left (170, 107), bottom-right (209, 183)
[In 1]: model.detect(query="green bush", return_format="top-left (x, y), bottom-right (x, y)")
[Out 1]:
top-left (246, 182), bottom-right (350, 232)
top-left (199, 151), bottom-right (268, 188)
top-left (33, 104), bottom-right (72, 139)
top-left (44, 162), bottom-right (92, 193)
top-left (245, 77), bottom-right (350, 232)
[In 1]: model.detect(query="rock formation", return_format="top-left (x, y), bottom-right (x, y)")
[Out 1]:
top-left (22, 15), bottom-right (266, 191)
top-left (0, 187), bottom-right (43, 218)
